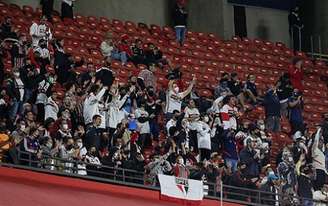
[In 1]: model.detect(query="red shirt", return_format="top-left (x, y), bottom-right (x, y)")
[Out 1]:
top-left (288, 65), bottom-right (304, 91)
top-left (117, 42), bottom-right (132, 57)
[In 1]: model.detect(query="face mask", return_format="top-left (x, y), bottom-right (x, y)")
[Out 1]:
top-left (288, 156), bottom-right (293, 162)
top-left (77, 142), bottom-right (83, 149)
top-left (178, 158), bottom-right (184, 165)
top-left (62, 124), bottom-right (69, 130)
top-left (13, 72), bottom-right (20, 78)
top-left (46, 142), bottom-right (53, 149)
top-left (90, 151), bottom-right (96, 156)
top-left (203, 116), bottom-right (209, 123)
top-left (48, 77), bottom-right (54, 84)
top-left (20, 125), bottom-right (26, 131)
top-left (66, 144), bottom-right (73, 150)
top-left (259, 124), bottom-right (265, 131)
top-left (174, 87), bottom-right (179, 93)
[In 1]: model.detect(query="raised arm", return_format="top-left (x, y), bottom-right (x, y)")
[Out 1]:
top-left (312, 128), bottom-right (322, 153)
top-left (181, 76), bottom-right (197, 99)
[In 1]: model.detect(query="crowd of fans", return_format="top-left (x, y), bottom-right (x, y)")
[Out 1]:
top-left (0, 2), bottom-right (327, 205)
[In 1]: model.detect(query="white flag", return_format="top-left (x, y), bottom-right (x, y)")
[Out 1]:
top-left (158, 174), bottom-right (204, 205)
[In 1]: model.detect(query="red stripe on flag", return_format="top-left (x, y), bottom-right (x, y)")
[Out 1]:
top-left (160, 194), bottom-right (202, 206)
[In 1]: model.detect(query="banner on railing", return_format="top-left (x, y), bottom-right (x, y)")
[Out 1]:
top-left (158, 174), bottom-right (204, 206)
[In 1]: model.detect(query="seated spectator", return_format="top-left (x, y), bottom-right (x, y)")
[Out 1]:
top-left (144, 43), bottom-right (167, 68)
top-left (85, 146), bottom-right (101, 165)
top-left (214, 73), bottom-right (232, 98)
top-left (244, 74), bottom-right (261, 105)
top-left (0, 125), bottom-right (11, 162)
top-left (0, 17), bottom-right (17, 40)
top-left (100, 32), bottom-right (114, 59)
top-left (312, 128), bottom-right (327, 191)
top-left (29, 16), bottom-right (52, 47)
top-left (228, 72), bottom-right (246, 110)
top-left (117, 34), bottom-right (132, 65)
top-left (130, 39), bottom-right (145, 65)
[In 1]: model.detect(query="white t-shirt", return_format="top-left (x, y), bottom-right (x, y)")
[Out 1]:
top-left (62, 0), bottom-right (74, 6)
top-left (165, 90), bottom-right (184, 113)
top-left (166, 119), bottom-right (176, 134)
top-left (100, 41), bottom-right (114, 57)
top-left (184, 107), bottom-right (200, 130)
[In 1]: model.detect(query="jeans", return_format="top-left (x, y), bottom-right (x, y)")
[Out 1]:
top-left (175, 26), bottom-right (186, 44)
top-left (9, 98), bottom-right (23, 121)
top-left (225, 158), bottom-right (238, 173)
top-left (111, 50), bottom-right (128, 64)
top-left (149, 119), bottom-right (160, 140)
top-left (265, 116), bottom-right (281, 133)
top-left (24, 88), bottom-right (33, 103)
top-left (302, 199), bottom-right (313, 206)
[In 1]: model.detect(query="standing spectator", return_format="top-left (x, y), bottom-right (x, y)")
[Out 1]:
top-left (61, 0), bottom-right (75, 20)
top-left (83, 85), bottom-right (107, 126)
top-left (40, 0), bottom-right (54, 22)
top-left (7, 69), bottom-right (25, 121)
top-left (165, 76), bottom-right (196, 116)
top-left (259, 172), bottom-right (282, 205)
top-left (288, 58), bottom-right (304, 92)
top-left (44, 92), bottom-right (59, 121)
top-left (297, 164), bottom-right (314, 206)
top-left (288, 89), bottom-right (304, 134)
top-left (174, 155), bottom-right (189, 178)
top-left (10, 34), bottom-right (28, 69)
top-left (312, 128), bottom-right (327, 191)
top-left (84, 115), bottom-right (102, 151)
top-left (263, 86), bottom-right (281, 133)
top-left (239, 138), bottom-right (260, 179)
top-left (59, 136), bottom-right (75, 173)
top-left (288, 6), bottom-right (303, 51)
top-left (220, 95), bottom-right (239, 131)
top-left (195, 115), bottom-right (211, 161)
top-left (276, 73), bottom-right (293, 118)
top-left (29, 16), bottom-right (52, 47)
top-left (313, 184), bottom-right (328, 206)
top-left (322, 113), bottom-right (328, 144)
top-left (138, 63), bottom-right (157, 91)
top-left (135, 101), bottom-right (151, 149)
top-left (173, 2), bottom-right (188, 46)
top-left (223, 130), bottom-right (239, 172)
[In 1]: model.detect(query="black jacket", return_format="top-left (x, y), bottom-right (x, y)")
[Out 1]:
top-left (173, 5), bottom-right (188, 26)
top-left (297, 174), bottom-right (313, 199)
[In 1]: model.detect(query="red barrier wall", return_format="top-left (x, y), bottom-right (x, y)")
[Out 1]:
top-left (0, 167), bottom-right (242, 206)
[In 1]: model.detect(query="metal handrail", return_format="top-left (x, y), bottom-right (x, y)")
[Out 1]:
top-left (1, 150), bottom-right (327, 206)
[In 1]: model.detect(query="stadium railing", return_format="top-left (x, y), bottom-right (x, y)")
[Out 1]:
top-left (0, 149), bottom-right (325, 206)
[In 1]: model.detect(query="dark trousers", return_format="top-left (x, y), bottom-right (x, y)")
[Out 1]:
top-left (61, 2), bottom-right (73, 19)
top-left (199, 148), bottom-right (211, 161)
top-left (41, 0), bottom-right (54, 22)
top-left (314, 169), bottom-right (326, 191)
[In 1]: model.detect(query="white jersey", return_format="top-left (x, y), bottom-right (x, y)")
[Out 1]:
top-left (165, 90), bottom-right (184, 113)
top-left (30, 22), bottom-right (52, 47)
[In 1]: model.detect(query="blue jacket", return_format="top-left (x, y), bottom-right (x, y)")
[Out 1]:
top-left (239, 148), bottom-right (260, 178)
top-left (263, 89), bottom-right (281, 117)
